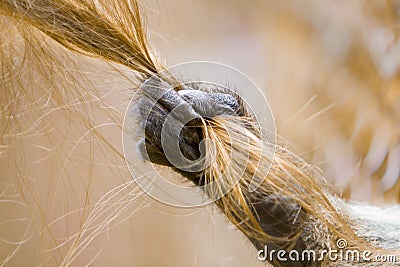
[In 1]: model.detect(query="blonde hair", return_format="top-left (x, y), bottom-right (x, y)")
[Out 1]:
top-left (1, 0), bottom-right (398, 266)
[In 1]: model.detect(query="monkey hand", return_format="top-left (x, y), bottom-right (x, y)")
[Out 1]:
top-left (137, 76), bottom-right (240, 184)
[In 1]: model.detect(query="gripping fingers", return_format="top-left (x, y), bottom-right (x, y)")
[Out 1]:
top-left (140, 77), bottom-right (200, 123)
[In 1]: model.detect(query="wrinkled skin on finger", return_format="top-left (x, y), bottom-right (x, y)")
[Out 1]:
top-left (137, 76), bottom-right (243, 185)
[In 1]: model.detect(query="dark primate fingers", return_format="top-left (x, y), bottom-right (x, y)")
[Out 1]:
top-left (137, 138), bottom-right (171, 167)
top-left (140, 77), bottom-right (200, 123)
top-left (138, 77), bottom-right (243, 174)
top-left (178, 89), bottom-right (240, 117)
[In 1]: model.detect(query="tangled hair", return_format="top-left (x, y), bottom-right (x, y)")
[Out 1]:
top-left (1, 1), bottom-right (399, 266)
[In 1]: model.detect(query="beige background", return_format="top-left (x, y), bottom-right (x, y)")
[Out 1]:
top-left (1, 0), bottom-right (399, 266)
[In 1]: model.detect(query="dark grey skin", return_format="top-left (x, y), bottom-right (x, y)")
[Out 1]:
top-left (136, 77), bottom-right (400, 267)
top-left (136, 76), bottom-right (311, 266)
top-left (137, 77), bottom-right (246, 184)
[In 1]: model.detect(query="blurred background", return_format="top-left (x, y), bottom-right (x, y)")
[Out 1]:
top-left (1, 0), bottom-right (399, 266)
